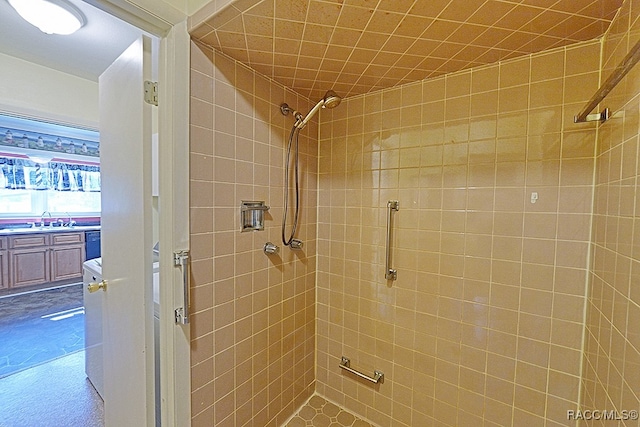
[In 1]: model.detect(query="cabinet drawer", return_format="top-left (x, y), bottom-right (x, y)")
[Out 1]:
top-left (51, 232), bottom-right (84, 245)
top-left (0, 237), bottom-right (6, 250)
top-left (9, 234), bottom-right (48, 249)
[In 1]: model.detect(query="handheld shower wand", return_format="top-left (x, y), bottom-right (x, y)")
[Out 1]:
top-left (280, 90), bottom-right (342, 129)
top-left (295, 90), bottom-right (342, 129)
top-left (279, 90), bottom-right (342, 248)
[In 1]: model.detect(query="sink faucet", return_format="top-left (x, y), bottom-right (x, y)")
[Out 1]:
top-left (40, 211), bottom-right (51, 228)
top-left (64, 212), bottom-right (76, 227)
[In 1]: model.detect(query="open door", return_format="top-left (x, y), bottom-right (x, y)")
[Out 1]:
top-left (99, 35), bottom-right (154, 426)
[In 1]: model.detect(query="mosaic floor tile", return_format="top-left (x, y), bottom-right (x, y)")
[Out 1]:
top-left (286, 395), bottom-right (374, 427)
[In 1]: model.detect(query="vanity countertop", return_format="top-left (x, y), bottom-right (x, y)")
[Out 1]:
top-left (0, 225), bottom-right (100, 236)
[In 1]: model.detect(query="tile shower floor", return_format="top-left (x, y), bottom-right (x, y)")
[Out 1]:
top-left (286, 395), bottom-right (375, 427)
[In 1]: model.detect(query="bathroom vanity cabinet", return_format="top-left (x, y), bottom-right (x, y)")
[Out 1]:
top-left (7, 232), bottom-right (85, 288)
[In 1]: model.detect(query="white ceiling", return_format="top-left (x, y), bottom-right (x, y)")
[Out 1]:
top-left (0, 0), bottom-right (145, 81)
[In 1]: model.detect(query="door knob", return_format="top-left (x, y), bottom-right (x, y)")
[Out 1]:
top-left (87, 280), bottom-right (107, 293)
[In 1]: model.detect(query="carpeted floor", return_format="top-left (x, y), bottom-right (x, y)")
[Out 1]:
top-left (0, 284), bottom-right (84, 378)
top-left (0, 351), bottom-right (103, 427)
top-left (0, 285), bottom-right (103, 426)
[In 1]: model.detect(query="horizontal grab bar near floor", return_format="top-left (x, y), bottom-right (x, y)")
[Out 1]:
top-left (339, 356), bottom-right (384, 384)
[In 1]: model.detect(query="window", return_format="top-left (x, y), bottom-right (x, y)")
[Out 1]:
top-left (0, 114), bottom-right (101, 219)
top-left (0, 188), bottom-right (33, 214)
top-left (47, 190), bottom-right (101, 214)
top-left (0, 159), bottom-right (101, 218)
top-left (0, 188), bottom-right (101, 217)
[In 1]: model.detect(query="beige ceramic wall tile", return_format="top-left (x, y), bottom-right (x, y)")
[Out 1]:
top-left (189, 41), bottom-right (316, 426)
top-left (581, 0), bottom-right (640, 421)
top-left (316, 40), bottom-right (601, 426)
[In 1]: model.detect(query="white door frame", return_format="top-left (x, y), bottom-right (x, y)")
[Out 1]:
top-left (91, 2), bottom-right (191, 426)
top-left (157, 20), bottom-right (192, 427)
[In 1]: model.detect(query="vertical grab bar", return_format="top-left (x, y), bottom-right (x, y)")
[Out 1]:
top-left (173, 250), bottom-right (190, 324)
top-left (385, 200), bottom-right (399, 280)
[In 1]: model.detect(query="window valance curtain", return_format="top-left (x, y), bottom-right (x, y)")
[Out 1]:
top-left (0, 157), bottom-right (100, 192)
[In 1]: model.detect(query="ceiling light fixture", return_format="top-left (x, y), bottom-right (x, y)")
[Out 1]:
top-left (29, 154), bottom-right (55, 163)
top-left (7, 0), bottom-right (86, 35)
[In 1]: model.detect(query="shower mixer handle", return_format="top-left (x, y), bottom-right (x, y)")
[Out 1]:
top-left (264, 242), bottom-right (279, 255)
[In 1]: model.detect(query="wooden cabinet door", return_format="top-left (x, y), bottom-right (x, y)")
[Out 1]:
top-left (50, 244), bottom-right (85, 282)
top-left (0, 237), bottom-right (6, 289)
top-left (0, 251), bottom-right (7, 289)
top-left (9, 247), bottom-right (50, 287)
top-left (50, 232), bottom-right (85, 282)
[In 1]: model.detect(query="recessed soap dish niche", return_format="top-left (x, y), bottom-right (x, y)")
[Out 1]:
top-left (241, 201), bottom-right (269, 232)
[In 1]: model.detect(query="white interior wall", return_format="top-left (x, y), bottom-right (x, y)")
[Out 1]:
top-left (0, 52), bottom-right (98, 129)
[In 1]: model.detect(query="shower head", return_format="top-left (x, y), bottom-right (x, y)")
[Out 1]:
top-left (296, 90), bottom-right (342, 129)
top-left (322, 90), bottom-right (342, 109)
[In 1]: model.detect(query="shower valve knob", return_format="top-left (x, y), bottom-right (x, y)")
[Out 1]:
top-left (263, 242), bottom-right (279, 255)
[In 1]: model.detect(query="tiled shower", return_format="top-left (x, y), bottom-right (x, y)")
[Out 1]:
top-left (188, 1), bottom-right (640, 426)
top-left (315, 39), bottom-right (604, 425)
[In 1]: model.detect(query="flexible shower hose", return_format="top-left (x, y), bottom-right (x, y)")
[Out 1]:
top-left (282, 123), bottom-right (300, 246)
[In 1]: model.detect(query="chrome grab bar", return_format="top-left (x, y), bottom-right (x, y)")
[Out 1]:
top-left (574, 38), bottom-right (640, 123)
top-left (385, 200), bottom-right (399, 280)
top-left (339, 357), bottom-right (384, 384)
top-left (173, 250), bottom-right (190, 324)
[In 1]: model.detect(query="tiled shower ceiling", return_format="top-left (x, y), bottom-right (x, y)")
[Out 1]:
top-left (190, 0), bottom-right (624, 100)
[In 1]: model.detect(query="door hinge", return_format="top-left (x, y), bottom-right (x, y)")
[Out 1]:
top-left (144, 80), bottom-right (158, 106)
